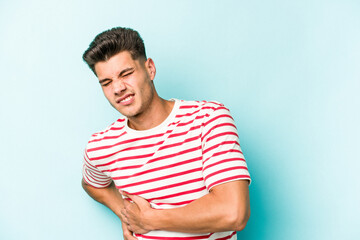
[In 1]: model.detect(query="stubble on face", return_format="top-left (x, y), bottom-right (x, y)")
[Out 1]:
top-left (94, 51), bottom-right (157, 121)
top-left (116, 77), bottom-right (155, 120)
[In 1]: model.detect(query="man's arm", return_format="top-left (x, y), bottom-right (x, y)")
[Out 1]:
top-left (81, 179), bottom-right (137, 240)
top-left (121, 179), bottom-right (250, 234)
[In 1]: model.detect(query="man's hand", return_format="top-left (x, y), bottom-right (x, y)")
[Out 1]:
top-left (121, 221), bottom-right (138, 240)
top-left (120, 191), bottom-right (154, 234)
top-left (82, 180), bottom-right (138, 239)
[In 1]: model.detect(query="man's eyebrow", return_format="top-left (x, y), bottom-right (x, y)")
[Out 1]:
top-left (99, 78), bottom-right (111, 84)
top-left (98, 67), bottom-right (134, 83)
top-left (118, 67), bottom-right (134, 77)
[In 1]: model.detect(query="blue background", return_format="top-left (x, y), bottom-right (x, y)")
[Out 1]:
top-left (1, 0), bottom-right (359, 239)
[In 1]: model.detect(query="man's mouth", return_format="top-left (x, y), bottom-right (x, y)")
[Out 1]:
top-left (117, 94), bottom-right (135, 105)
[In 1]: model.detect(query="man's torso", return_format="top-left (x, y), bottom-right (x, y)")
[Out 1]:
top-left (83, 99), bottom-right (250, 239)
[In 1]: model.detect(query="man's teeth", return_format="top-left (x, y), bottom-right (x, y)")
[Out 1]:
top-left (121, 95), bottom-right (133, 102)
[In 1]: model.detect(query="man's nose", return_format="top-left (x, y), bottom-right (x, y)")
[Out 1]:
top-left (113, 79), bottom-right (126, 94)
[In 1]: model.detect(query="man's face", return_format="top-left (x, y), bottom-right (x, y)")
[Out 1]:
top-left (94, 51), bottom-right (156, 119)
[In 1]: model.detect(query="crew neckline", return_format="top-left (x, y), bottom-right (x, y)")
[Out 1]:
top-left (124, 99), bottom-right (179, 135)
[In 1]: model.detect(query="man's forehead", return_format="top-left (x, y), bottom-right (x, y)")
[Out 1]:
top-left (94, 52), bottom-right (137, 77)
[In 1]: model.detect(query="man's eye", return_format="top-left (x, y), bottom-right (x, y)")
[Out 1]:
top-left (102, 81), bottom-right (111, 86)
top-left (123, 71), bottom-right (134, 77)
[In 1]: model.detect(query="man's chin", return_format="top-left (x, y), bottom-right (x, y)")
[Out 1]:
top-left (110, 102), bottom-right (143, 118)
top-left (116, 109), bottom-right (139, 118)
top-left (110, 104), bottom-right (133, 116)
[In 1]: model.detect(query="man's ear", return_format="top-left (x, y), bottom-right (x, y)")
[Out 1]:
top-left (146, 58), bottom-right (156, 80)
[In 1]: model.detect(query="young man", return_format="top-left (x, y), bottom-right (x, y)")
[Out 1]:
top-left (82, 27), bottom-right (251, 240)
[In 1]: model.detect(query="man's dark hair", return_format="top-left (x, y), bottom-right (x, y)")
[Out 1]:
top-left (82, 27), bottom-right (147, 74)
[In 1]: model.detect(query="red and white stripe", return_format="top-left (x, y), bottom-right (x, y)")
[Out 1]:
top-left (82, 100), bottom-right (250, 240)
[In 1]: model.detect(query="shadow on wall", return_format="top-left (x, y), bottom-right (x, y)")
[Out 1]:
top-left (237, 183), bottom-right (267, 239)
top-left (236, 137), bottom-right (270, 240)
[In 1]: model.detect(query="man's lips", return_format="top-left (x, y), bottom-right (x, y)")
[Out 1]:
top-left (116, 94), bottom-right (135, 104)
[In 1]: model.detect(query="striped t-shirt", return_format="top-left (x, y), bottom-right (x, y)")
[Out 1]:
top-left (83, 99), bottom-right (251, 240)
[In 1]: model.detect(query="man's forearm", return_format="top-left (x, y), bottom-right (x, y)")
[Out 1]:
top-left (123, 180), bottom-right (250, 234)
top-left (82, 179), bottom-right (124, 218)
top-left (151, 181), bottom-right (249, 233)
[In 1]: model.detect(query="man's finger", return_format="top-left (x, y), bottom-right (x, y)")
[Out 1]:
top-left (123, 198), bottom-right (132, 207)
top-left (122, 221), bottom-right (137, 240)
top-left (121, 191), bottom-right (138, 205)
top-left (123, 227), bottom-right (138, 240)
top-left (122, 191), bottom-right (148, 207)
top-left (121, 209), bottom-right (129, 224)
top-left (124, 233), bottom-right (138, 240)
top-left (127, 224), bottom-right (132, 232)
top-left (125, 235), bottom-right (138, 240)
top-left (120, 190), bottom-right (131, 198)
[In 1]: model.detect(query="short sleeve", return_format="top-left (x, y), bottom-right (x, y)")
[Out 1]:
top-left (82, 149), bottom-right (112, 188)
top-left (201, 105), bottom-right (251, 190)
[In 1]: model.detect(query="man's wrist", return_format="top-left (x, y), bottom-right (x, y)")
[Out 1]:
top-left (143, 207), bottom-right (159, 231)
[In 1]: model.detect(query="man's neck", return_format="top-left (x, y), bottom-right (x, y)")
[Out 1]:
top-left (127, 97), bottom-right (175, 131)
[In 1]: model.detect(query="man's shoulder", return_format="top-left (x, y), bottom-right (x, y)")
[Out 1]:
top-left (178, 99), bottom-right (225, 109)
top-left (178, 99), bottom-right (228, 115)
top-left (86, 117), bottom-right (127, 146)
